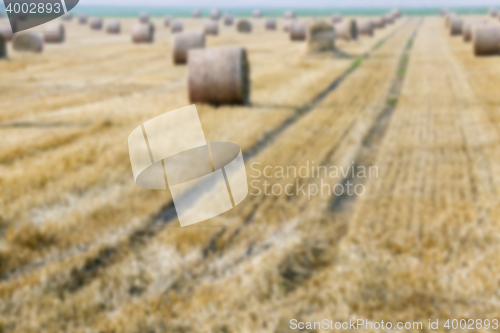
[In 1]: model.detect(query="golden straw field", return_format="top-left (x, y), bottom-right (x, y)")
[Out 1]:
top-left (1, 10), bottom-right (500, 332)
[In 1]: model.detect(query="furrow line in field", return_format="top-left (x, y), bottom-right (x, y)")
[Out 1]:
top-left (330, 17), bottom-right (424, 211)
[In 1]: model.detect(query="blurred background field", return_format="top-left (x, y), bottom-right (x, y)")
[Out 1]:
top-left (1, 2), bottom-right (500, 332)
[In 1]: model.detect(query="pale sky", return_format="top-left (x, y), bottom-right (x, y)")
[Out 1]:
top-left (77, 0), bottom-right (500, 7)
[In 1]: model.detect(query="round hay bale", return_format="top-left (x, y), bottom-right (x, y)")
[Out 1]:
top-left (473, 25), bottom-right (500, 55)
top-left (0, 35), bottom-right (6, 59)
top-left (188, 46), bottom-right (250, 105)
top-left (384, 13), bottom-right (394, 25)
top-left (78, 14), bottom-right (88, 24)
top-left (171, 20), bottom-right (183, 33)
top-left (172, 32), bottom-right (205, 65)
top-left (253, 10), bottom-right (262, 18)
top-left (490, 8), bottom-right (498, 17)
top-left (357, 20), bottom-right (374, 37)
top-left (43, 23), bottom-right (65, 43)
top-left (237, 19), bottom-right (252, 33)
top-left (210, 9), bottom-right (221, 20)
top-left (284, 11), bottom-right (295, 19)
top-left (106, 20), bottom-right (121, 34)
top-left (13, 32), bottom-right (43, 53)
top-left (224, 14), bottom-right (234, 26)
top-left (373, 16), bottom-right (386, 29)
top-left (463, 20), bottom-right (485, 42)
top-left (62, 12), bottom-right (73, 21)
top-left (331, 14), bottom-right (342, 24)
top-left (0, 22), bottom-right (14, 41)
top-left (290, 21), bottom-right (307, 41)
top-left (334, 19), bottom-right (357, 41)
top-left (308, 22), bottom-right (334, 52)
top-left (132, 23), bottom-right (154, 43)
top-left (204, 21), bottom-right (218, 36)
top-left (139, 12), bottom-right (149, 23)
top-left (164, 16), bottom-right (173, 27)
top-left (391, 9), bottom-right (401, 18)
top-left (283, 19), bottom-right (294, 32)
top-left (265, 18), bottom-right (277, 30)
top-left (89, 17), bottom-right (103, 30)
top-left (449, 17), bottom-right (464, 36)
top-left (192, 9), bottom-right (202, 18)
top-left (444, 12), bottom-right (457, 27)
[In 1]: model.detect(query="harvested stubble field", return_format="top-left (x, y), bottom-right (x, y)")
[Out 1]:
top-left (0, 12), bottom-right (498, 333)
